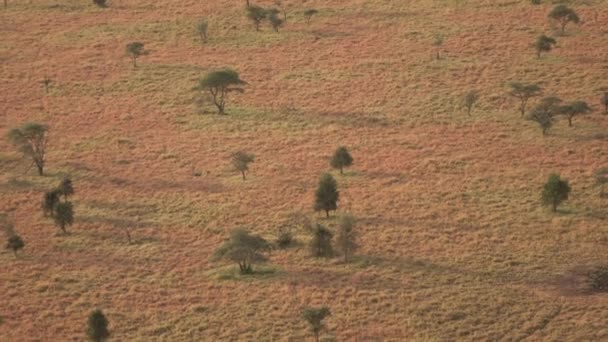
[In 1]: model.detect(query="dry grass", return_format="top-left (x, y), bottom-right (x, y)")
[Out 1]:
top-left (1, 0), bottom-right (608, 340)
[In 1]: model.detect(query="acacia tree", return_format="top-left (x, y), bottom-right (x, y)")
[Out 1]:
top-left (198, 69), bottom-right (247, 114)
top-left (463, 90), bottom-right (479, 116)
top-left (302, 307), bottom-right (331, 342)
top-left (549, 5), bottom-right (580, 34)
top-left (595, 167), bottom-right (608, 197)
top-left (528, 96), bottom-right (561, 136)
top-left (541, 173), bottom-right (571, 212)
top-left (314, 173), bottom-right (339, 218)
top-left (304, 9), bottom-right (318, 25)
top-left (7, 122), bottom-right (49, 176)
top-left (559, 101), bottom-right (591, 126)
top-left (336, 215), bottom-right (357, 263)
top-left (310, 224), bottom-right (333, 258)
top-left (330, 146), bottom-right (353, 175)
top-left (247, 6), bottom-right (267, 31)
top-left (212, 228), bottom-right (271, 274)
top-left (6, 235), bottom-right (25, 257)
top-left (231, 151), bottom-right (255, 180)
top-left (125, 42), bottom-right (146, 68)
top-left (268, 9), bottom-right (284, 32)
top-left (508, 82), bottom-right (542, 116)
top-left (87, 309), bottom-right (110, 342)
top-left (535, 35), bottom-right (556, 58)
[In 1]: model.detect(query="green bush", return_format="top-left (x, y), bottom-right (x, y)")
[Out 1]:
top-left (587, 266), bottom-right (608, 292)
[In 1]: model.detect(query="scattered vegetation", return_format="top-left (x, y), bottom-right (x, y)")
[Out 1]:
top-left (87, 309), bottom-right (110, 342)
top-left (302, 306), bottom-right (331, 342)
top-left (7, 122), bottom-right (49, 176)
top-left (197, 69), bottom-right (247, 114)
top-left (330, 146), bottom-right (353, 175)
top-left (231, 151), bottom-right (255, 180)
top-left (314, 173), bottom-right (339, 218)
top-left (212, 228), bottom-right (271, 274)
top-left (541, 173), bottom-right (571, 212)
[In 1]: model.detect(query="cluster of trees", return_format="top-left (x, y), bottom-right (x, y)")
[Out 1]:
top-left (42, 178), bottom-right (75, 234)
top-left (507, 82), bottom-right (592, 135)
top-left (533, 5), bottom-right (580, 58)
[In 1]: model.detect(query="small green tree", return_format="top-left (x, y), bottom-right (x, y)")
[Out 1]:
top-left (463, 90), bottom-right (479, 116)
top-left (527, 96), bottom-right (561, 136)
top-left (197, 69), bottom-right (247, 114)
top-left (212, 228), bottom-right (271, 274)
top-left (432, 33), bottom-right (444, 60)
top-left (7, 122), bottom-right (49, 176)
top-left (302, 307), bottom-right (331, 342)
top-left (231, 151), bottom-right (255, 180)
top-left (268, 9), bottom-right (284, 32)
top-left (508, 82), bottom-right (542, 117)
top-left (549, 5), bottom-right (580, 34)
top-left (125, 42), bottom-right (146, 68)
top-left (304, 9), bottom-right (318, 25)
top-left (6, 235), bottom-right (24, 257)
top-left (330, 146), bottom-right (353, 175)
top-left (247, 5), bottom-right (267, 31)
top-left (535, 35), bottom-right (557, 58)
top-left (336, 215), bottom-right (357, 263)
top-left (559, 101), bottom-right (591, 126)
top-left (541, 173), bottom-right (571, 212)
top-left (58, 177), bottom-right (74, 201)
top-left (314, 173), bottom-right (339, 218)
top-left (309, 224), bottom-right (333, 258)
top-left (54, 201), bottom-right (74, 234)
top-left (197, 20), bottom-right (209, 43)
top-left (87, 309), bottom-right (110, 342)
top-left (594, 167), bottom-right (608, 197)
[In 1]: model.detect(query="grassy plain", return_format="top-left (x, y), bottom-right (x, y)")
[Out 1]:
top-left (1, 0), bottom-right (608, 340)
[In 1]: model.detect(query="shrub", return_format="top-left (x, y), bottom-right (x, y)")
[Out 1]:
top-left (304, 9), bottom-right (318, 24)
top-left (310, 224), bottom-right (333, 258)
top-left (463, 90), bottom-right (479, 116)
top-left (587, 266), bottom-right (608, 292)
top-left (276, 226), bottom-right (294, 248)
top-left (92, 0), bottom-right (107, 8)
top-left (336, 215), bottom-right (357, 263)
top-left (197, 20), bottom-right (209, 43)
top-left (535, 35), bottom-right (556, 58)
top-left (247, 6), bottom-right (267, 31)
top-left (231, 151), bottom-right (255, 180)
top-left (87, 309), bottom-right (110, 342)
top-left (6, 234), bottom-right (24, 257)
top-left (125, 42), bottom-right (146, 68)
top-left (541, 173), bottom-right (571, 212)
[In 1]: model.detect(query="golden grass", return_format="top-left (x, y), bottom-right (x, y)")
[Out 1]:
top-left (1, 0), bottom-right (608, 340)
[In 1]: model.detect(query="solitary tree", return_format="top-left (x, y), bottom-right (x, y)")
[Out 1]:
top-left (463, 90), bottom-right (479, 116)
top-left (212, 228), bottom-right (271, 274)
top-left (87, 309), bottom-right (110, 342)
top-left (602, 92), bottom-right (608, 114)
top-left (7, 122), bottom-right (49, 176)
top-left (231, 151), bottom-right (255, 180)
top-left (246, 6), bottom-right (267, 31)
top-left (432, 33), bottom-right (444, 60)
top-left (336, 215), bottom-right (357, 263)
top-left (559, 101), bottom-right (591, 126)
top-left (595, 167), bottom-right (608, 197)
top-left (541, 173), bottom-right (571, 212)
top-left (58, 177), bottom-right (74, 200)
top-left (549, 5), bottom-right (580, 34)
top-left (330, 146), bottom-right (353, 175)
top-left (528, 96), bottom-right (561, 136)
top-left (54, 202), bottom-right (74, 234)
top-left (125, 42), bottom-right (146, 68)
top-left (314, 173), bottom-right (339, 218)
top-left (197, 69), bottom-right (247, 114)
top-left (268, 9), bottom-right (284, 32)
top-left (508, 82), bottom-right (542, 116)
top-left (197, 20), bottom-right (209, 43)
top-left (304, 9), bottom-right (318, 25)
top-left (6, 235), bottom-right (24, 257)
top-left (535, 35), bottom-right (557, 58)
top-left (309, 224), bottom-right (333, 258)
top-left (302, 307), bottom-right (331, 342)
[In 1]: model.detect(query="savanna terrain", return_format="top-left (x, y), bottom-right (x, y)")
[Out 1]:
top-left (1, 0), bottom-right (608, 340)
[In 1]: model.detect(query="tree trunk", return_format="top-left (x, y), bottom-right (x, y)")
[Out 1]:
top-left (436, 50), bottom-right (440, 60)
top-left (340, 166), bottom-right (343, 175)
top-left (36, 163), bottom-right (44, 176)
top-left (241, 170), bottom-right (246, 180)
top-left (568, 117), bottom-right (572, 127)
top-left (537, 50), bottom-right (541, 59)
top-left (246, 0), bottom-right (249, 7)
top-left (13, 250), bottom-right (17, 257)
top-left (552, 200), bottom-right (558, 212)
top-left (325, 210), bottom-right (329, 218)
top-left (344, 250), bottom-right (348, 263)
top-left (133, 57), bottom-right (137, 68)
top-left (561, 22), bottom-right (566, 34)
top-left (315, 332), bottom-right (319, 342)
top-left (520, 100), bottom-right (526, 117)
top-left (60, 223), bottom-right (67, 234)
top-left (125, 228), bottom-right (132, 244)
